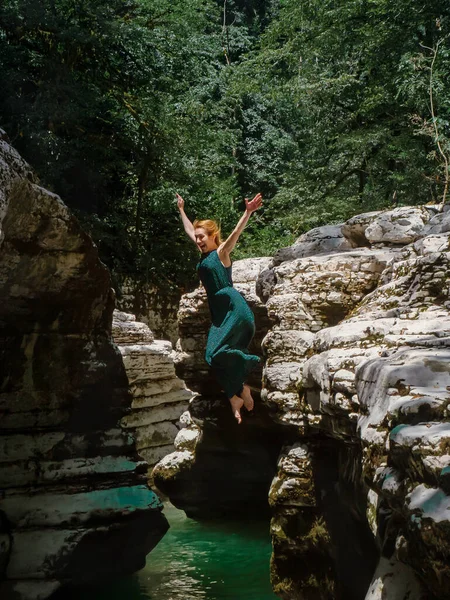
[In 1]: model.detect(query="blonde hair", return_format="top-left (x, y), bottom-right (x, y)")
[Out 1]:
top-left (193, 219), bottom-right (223, 245)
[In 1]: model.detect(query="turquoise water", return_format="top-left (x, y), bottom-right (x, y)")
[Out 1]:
top-left (74, 503), bottom-right (278, 600)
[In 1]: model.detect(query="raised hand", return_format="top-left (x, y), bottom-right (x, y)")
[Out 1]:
top-left (244, 193), bottom-right (263, 214)
top-left (176, 192), bottom-right (185, 211)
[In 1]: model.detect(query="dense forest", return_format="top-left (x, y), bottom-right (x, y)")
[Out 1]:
top-left (1, 0), bottom-right (449, 291)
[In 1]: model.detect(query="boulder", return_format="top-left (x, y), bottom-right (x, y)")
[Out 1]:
top-left (341, 211), bottom-right (383, 246)
top-left (365, 206), bottom-right (431, 244)
top-left (272, 224), bottom-right (355, 266)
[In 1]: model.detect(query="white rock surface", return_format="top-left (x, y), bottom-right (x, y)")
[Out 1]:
top-left (365, 206), bottom-right (430, 244)
top-left (272, 224), bottom-right (355, 265)
top-left (341, 211), bottom-right (383, 246)
top-left (258, 203), bottom-right (450, 599)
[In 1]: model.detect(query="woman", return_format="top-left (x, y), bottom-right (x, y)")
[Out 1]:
top-left (177, 192), bottom-right (263, 424)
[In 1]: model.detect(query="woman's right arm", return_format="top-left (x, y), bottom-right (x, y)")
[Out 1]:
top-left (176, 193), bottom-right (196, 243)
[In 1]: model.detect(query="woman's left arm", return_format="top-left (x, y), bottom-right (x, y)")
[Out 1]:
top-left (218, 193), bottom-right (263, 260)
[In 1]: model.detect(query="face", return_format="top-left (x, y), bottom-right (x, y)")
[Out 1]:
top-left (194, 228), bottom-right (217, 253)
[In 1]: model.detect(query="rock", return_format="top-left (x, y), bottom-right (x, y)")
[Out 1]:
top-left (272, 224), bottom-right (356, 266)
top-left (259, 210), bottom-right (449, 598)
top-left (413, 233), bottom-right (450, 255)
top-left (423, 210), bottom-right (450, 235)
top-left (341, 211), bottom-right (383, 246)
top-left (173, 427), bottom-right (202, 452)
top-left (262, 249), bottom-right (395, 427)
top-left (255, 267), bottom-right (277, 302)
top-left (405, 484), bottom-right (450, 597)
top-left (112, 310), bottom-right (154, 344)
top-left (0, 137), bottom-right (168, 599)
top-left (115, 278), bottom-right (180, 344)
top-left (1, 581), bottom-right (61, 600)
top-left (364, 557), bottom-right (427, 600)
top-left (153, 201), bottom-right (449, 600)
top-left (365, 206), bottom-right (431, 244)
top-left (112, 310), bottom-right (195, 475)
top-left (153, 396), bottom-right (286, 518)
top-left (295, 247), bottom-right (449, 598)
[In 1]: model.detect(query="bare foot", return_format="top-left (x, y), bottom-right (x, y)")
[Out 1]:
top-left (240, 384), bottom-right (254, 412)
top-left (229, 395), bottom-right (244, 424)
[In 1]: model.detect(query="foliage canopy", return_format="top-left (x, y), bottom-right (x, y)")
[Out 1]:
top-left (1, 0), bottom-right (449, 289)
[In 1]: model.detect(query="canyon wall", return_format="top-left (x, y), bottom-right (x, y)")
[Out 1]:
top-left (0, 131), bottom-right (168, 599)
top-left (154, 204), bottom-right (450, 600)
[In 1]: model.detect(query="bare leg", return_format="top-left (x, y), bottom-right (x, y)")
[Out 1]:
top-left (229, 395), bottom-right (244, 424)
top-left (240, 384), bottom-right (254, 412)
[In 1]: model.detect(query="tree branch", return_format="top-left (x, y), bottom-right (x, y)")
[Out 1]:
top-left (420, 37), bottom-right (450, 207)
top-left (222, 0), bottom-right (231, 65)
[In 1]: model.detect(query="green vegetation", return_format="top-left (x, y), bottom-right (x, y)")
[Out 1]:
top-left (1, 0), bottom-right (450, 290)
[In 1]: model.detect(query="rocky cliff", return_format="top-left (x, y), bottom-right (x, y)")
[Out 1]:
top-left (154, 204), bottom-right (450, 600)
top-left (0, 132), bottom-right (168, 599)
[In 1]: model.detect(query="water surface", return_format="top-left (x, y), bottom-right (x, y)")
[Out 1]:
top-left (73, 503), bottom-right (278, 600)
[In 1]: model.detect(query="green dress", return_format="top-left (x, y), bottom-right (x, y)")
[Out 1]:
top-left (197, 249), bottom-right (260, 399)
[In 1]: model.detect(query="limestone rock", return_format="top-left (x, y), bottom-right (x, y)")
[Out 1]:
top-left (258, 208), bottom-right (449, 599)
top-left (423, 209), bottom-right (450, 235)
top-left (341, 211), bottom-right (383, 246)
top-left (364, 557), bottom-right (427, 600)
top-left (112, 310), bottom-right (154, 344)
top-left (153, 393), bottom-right (286, 518)
top-left (154, 200), bottom-right (449, 600)
top-left (365, 206), bottom-right (431, 244)
top-left (298, 249), bottom-right (449, 598)
top-left (0, 137), bottom-right (168, 599)
top-left (272, 224), bottom-right (355, 266)
top-left (112, 310), bottom-right (194, 474)
top-left (115, 278), bottom-right (180, 344)
top-left (261, 249), bottom-right (395, 428)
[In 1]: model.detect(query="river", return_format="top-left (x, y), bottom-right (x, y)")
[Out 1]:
top-left (69, 503), bottom-right (278, 600)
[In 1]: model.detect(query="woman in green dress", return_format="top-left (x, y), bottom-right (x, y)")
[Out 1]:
top-left (177, 192), bottom-right (263, 424)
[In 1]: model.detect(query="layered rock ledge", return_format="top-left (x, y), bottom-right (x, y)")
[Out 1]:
top-left (112, 310), bottom-right (194, 476)
top-left (0, 131), bottom-right (168, 599)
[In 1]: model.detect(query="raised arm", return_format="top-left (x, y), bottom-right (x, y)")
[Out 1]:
top-left (176, 193), bottom-right (196, 243)
top-left (218, 193), bottom-right (263, 260)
